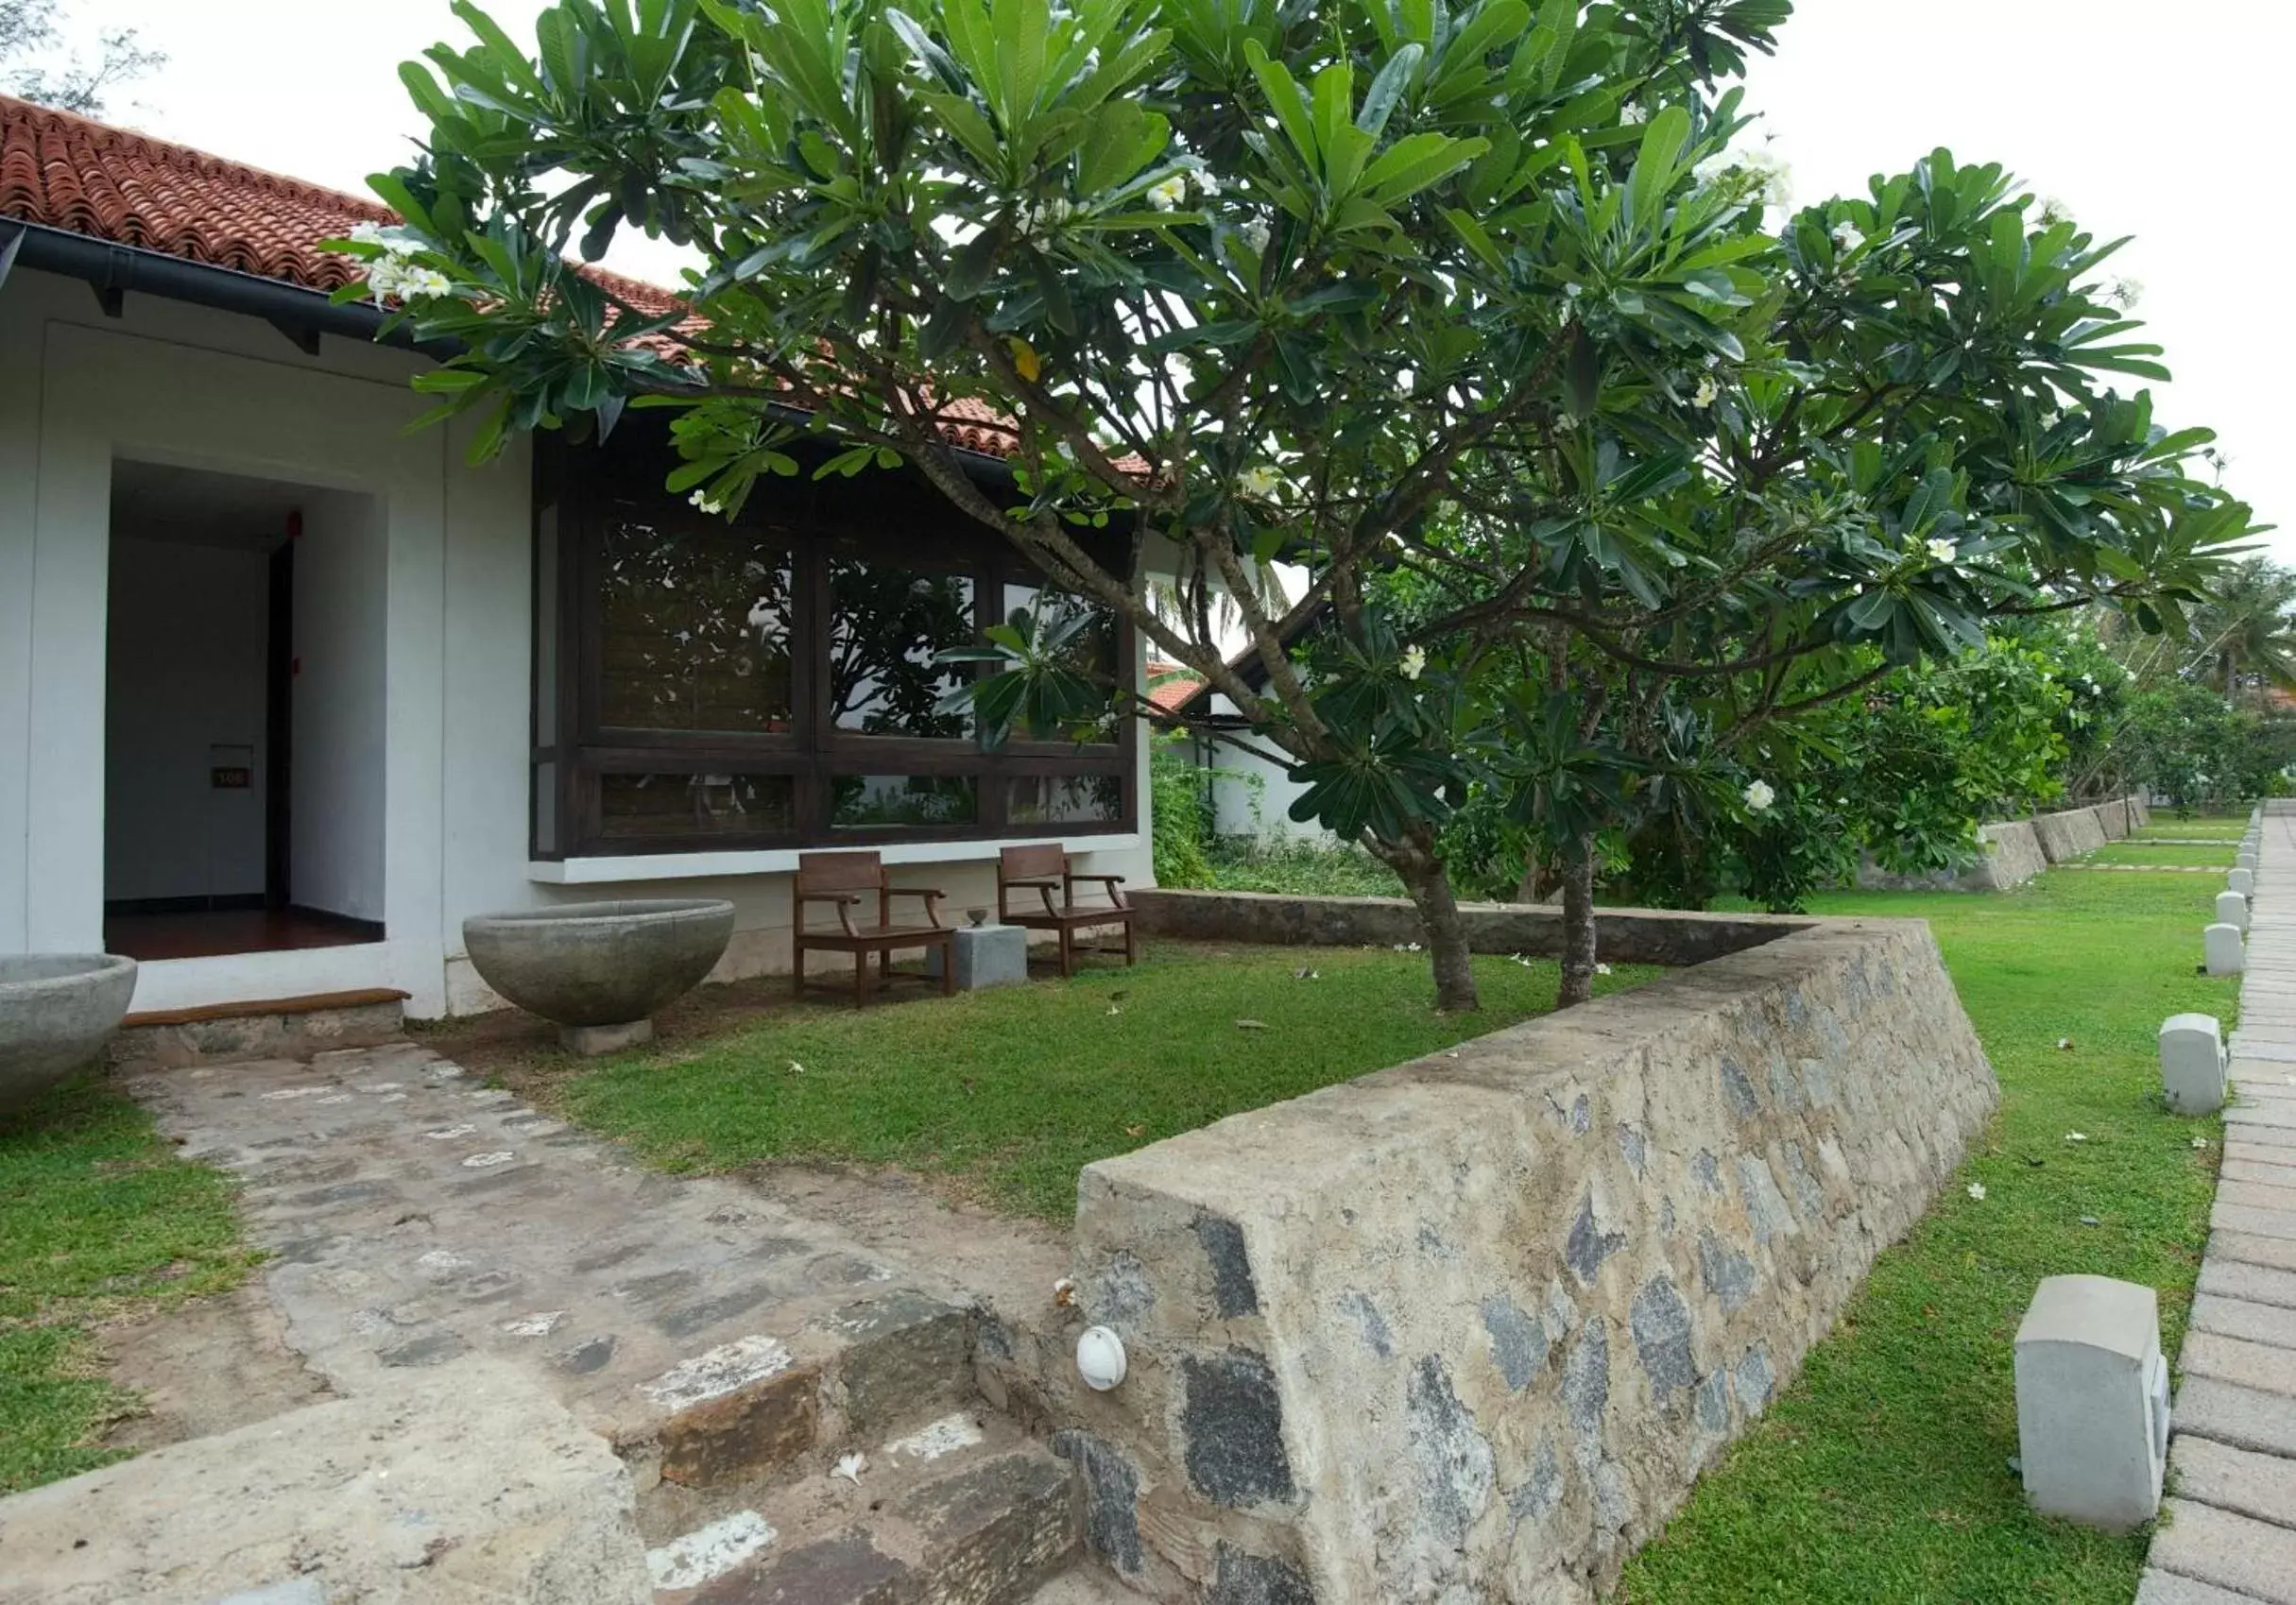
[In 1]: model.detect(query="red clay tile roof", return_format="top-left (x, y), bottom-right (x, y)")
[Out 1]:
top-left (0, 94), bottom-right (1042, 464)
top-left (1, 94), bottom-right (390, 293)
top-left (1146, 659), bottom-right (1207, 714)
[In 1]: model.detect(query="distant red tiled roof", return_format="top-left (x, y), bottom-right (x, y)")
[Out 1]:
top-left (0, 94), bottom-right (1055, 466)
top-left (1, 94), bottom-right (389, 293)
top-left (1146, 659), bottom-right (1206, 714)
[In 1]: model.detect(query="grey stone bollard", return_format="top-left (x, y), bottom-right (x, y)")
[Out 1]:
top-left (2230, 867), bottom-right (2255, 897)
top-left (2236, 850), bottom-right (2258, 873)
top-left (2013, 1274), bottom-right (2168, 1532)
top-left (923, 922), bottom-right (1030, 990)
top-left (2159, 1013), bottom-right (2227, 1115)
top-left (2217, 889), bottom-right (2251, 933)
top-left (2205, 923), bottom-right (2244, 976)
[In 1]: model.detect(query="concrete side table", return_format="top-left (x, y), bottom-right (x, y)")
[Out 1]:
top-left (924, 923), bottom-right (1030, 990)
top-left (2013, 1274), bottom-right (2167, 1531)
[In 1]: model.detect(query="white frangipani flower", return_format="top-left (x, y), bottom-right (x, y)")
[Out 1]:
top-left (1238, 463), bottom-right (1285, 500)
top-left (1146, 175), bottom-right (1188, 212)
top-left (1966, 1182), bottom-right (1986, 1201)
top-left (1237, 215), bottom-right (1271, 253)
top-left (2105, 276), bottom-right (2144, 310)
top-left (831, 1452), bottom-right (866, 1484)
top-left (1926, 537), bottom-right (1957, 564)
top-left (1692, 375), bottom-right (1719, 409)
top-left (1399, 645), bottom-right (1427, 681)
top-left (1830, 220), bottom-right (1865, 253)
top-left (689, 489), bottom-right (727, 515)
top-left (1742, 779), bottom-right (1776, 813)
top-left (1594, 962), bottom-right (1613, 976)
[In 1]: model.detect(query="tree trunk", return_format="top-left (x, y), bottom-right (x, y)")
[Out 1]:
top-left (1556, 839), bottom-right (1599, 1009)
top-left (1373, 833), bottom-right (1480, 1013)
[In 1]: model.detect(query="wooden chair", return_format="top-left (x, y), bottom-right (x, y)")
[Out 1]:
top-left (998, 845), bottom-right (1138, 978)
top-left (792, 850), bottom-right (955, 1007)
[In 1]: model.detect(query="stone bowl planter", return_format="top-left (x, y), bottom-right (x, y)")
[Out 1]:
top-left (0, 953), bottom-right (139, 1112)
top-left (461, 900), bottom-right (735, 1054)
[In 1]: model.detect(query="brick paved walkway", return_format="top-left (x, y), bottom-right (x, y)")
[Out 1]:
top-left (2139, 804), bottom-right (2296, 1604)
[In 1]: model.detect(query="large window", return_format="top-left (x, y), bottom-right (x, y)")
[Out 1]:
top-left (532, 454), bottom-right (1132, 858)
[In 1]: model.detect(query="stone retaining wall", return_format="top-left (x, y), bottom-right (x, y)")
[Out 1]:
top-left (2032, 804), bottom-right (2110, 862)
top-left (1058, 916), bottom-right (1996, 1603)
top-left (1856, 820), bottom-right (2048, 893)
top-left (1130, 890), bottom-right (1812, 967)
top-left (2097, 798), bottom-right (2131, 841)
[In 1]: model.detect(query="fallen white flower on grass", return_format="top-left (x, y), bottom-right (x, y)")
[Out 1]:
top-left (2055, 1037), bottom-right (2075, 1050)
top-left (1966, 1182), bottom-right (1987, 1201)
top-left (2192, 1135), bottom-right (2210, 1149)
top-left (787, 1060), bottom-right (805, 1075)
top-left (1595, 963), bottom-right (1613, 976)
top-left (831, 1453), bottom-right (866, 1485)
top-left (2065, 1132), bottom-right (2087, 1143)
top-left (1105, 1004), bottom-right (1122, 1016)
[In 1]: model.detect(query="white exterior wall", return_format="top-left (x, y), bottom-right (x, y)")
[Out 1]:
top-left (1198, 696), bottom-right (1332, 845)
top-left (0, 265), bottom-right (1151, 1019)
top-left (290, 487), bottom-right (389, 923)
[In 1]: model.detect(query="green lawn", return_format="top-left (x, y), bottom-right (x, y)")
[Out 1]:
top-left (0, 1074), bottom-right (253, 1493)
top-left (2133, 815), bottom-right (2252, 843)
top-left (2086, 842), bottom-right (2235, 867)
top-left (550, 944), bottom-right (1655, 1220)
top-left (1619, 866), bottom-right (2229, 1604)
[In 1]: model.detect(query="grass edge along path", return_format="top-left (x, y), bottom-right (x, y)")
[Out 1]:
top-left (0, 1073), bottom-right (255, 1494)
top-left (1618, 866), bottom-right (2229, 1603)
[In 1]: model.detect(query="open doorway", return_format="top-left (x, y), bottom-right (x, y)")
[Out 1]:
top-left (103, 460), bottom-right (386, 962)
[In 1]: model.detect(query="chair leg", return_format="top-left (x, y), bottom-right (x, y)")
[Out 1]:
top-left (853, 948), bottom-right (868, 1009)
top-left (1058, 926), bottom-right (1073, 979)
top-left (1124, 916), bottom-right (1138, 965)
top-left (939, 937), bottom-right (955, 996)
top-left (793, 943), bottom-right (805, 999)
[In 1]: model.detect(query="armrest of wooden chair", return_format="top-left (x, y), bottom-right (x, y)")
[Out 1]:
top-left (886, 887), bottom-right (950, 930)
top-left (797, 890), bottom-right (865, 937)
top-left (1065, 870), bottom-right (1129, 910)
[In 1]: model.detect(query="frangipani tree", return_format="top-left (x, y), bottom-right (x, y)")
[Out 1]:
top-left (344, 0), bottom-right (2249, 1011)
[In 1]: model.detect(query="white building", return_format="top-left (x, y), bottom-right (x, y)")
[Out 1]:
top-left (0, 95), bottom-right (1148, 1020)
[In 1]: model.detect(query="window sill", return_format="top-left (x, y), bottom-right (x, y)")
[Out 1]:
top-left (527, 832), bottom-right (1143, 885)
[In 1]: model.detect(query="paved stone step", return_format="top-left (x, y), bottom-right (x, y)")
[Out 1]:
top-left (2216, 1231), bottom-right (2296, 1275)
top-left (2150, 1499), bottom-right (2296, 1604)
top-left (2225, 1159), bottom-right (2296, 1189)
top-left (2174, 1376), bottom-right (2296, 1459)
top-left (126, 1047), bottom-right (982, 1493)
top-left (2228, 1102), bottom-right (2296, 1132)
top-left (2228, 1124), bottom-right (2296, 1154)
top-left (2192, 1293), bottom-right (2296, 1352)
top-left (2215, 1202), bottom-right (2296, 1243)
top-left (2202, 1258), bottom-right (2296, 1311)
top-left (2221, 1178), bottom-right (2296, 1213)
top-left (2172, 1435), bottom-right (2296, 1531)
top-left (2138, 1570), bottom-right (2280, 1605)
top-left (2185, 1329), bottom-right (2296, 1398)
top-left (643, 1418), bottom-right (1078, 1605)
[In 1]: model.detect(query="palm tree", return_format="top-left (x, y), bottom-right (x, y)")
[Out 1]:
top-left (2189, 558), bottom-right (2296, 698)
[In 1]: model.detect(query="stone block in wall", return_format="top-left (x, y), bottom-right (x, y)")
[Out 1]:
top-left (1854, 820), bottom-right (2047, 894)
top-left (1062, 918), bottom-right (1996, 1603)
top-left (2032, 806), bottom-right (2109, 863)
top-left (2097, 800), bottom-right (2131, 842)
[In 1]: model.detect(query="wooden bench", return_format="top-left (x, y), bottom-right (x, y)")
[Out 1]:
top-left (997, 845), bottom-right (1138, 978)
top-left (792, 850), bottom-right (955, 1007)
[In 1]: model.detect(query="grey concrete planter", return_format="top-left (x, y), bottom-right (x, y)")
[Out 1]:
top-left (461, 900), bottom-right (735, 1053)
top-left (0, 953), bottom-right (139, 1112)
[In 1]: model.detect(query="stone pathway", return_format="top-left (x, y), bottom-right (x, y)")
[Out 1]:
top-left (43, 1041), bottom-right (1095, 1602)
top-left (2140, 803), bottom-right (2296, 1605)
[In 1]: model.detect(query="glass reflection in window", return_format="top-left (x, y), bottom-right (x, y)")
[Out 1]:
top-left (829, 558), bottom-right (974, 738)
top-left (1002, 583), bottom-right (1120, 741)
top-left (831, 775), bottom-right (979, 829)
top-left (599, 517), bottom-right (793, 734)
top-left (601, 772), bottom-right (796, 837)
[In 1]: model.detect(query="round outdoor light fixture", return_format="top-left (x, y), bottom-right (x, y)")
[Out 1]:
top-left (1076, 1325), bottom-right (1128, 1392)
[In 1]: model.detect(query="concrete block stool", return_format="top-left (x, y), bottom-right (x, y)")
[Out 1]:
top-left (2205, 923), bottom-right (2244, 976)
top-left (2014, 1274), bottom-right (2168, 1531)
top-left (2159, 1013), bottom-right (2227, 1115)
top-left (924, 922), bottom-right (1030, 990)
top-left (2218, 889), bottom-right (2251, 933)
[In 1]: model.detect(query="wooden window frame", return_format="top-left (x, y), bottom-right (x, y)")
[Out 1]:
top-left (530, 442), bottom-right (1136, 861)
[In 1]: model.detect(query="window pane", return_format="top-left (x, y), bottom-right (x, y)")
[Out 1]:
top-left (601, 772), bottom-right (796, 838)
top-left (831, 775), bottom-right (978, 829)
top-left (534, 760), bottom-right (558, 855)
top-left (599, 516), bottom-right (794, 733)
top-left (830, 558), bottom-right (974, 738)
top-left (1002, 582), bottom-right (1121, 741)
top-left (1009, 774), bottom-right (1123, 825)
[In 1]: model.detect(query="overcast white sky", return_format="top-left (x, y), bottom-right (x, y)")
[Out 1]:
top-left (54, 0), bottom-right (2295, 558)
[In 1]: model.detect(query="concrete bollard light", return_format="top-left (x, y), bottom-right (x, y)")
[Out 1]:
top-left (2159, 1013), bottom-right (2228, 1115)
top-left (2230, 867), bottom-right (2255, 897)
top-left (2205, 923), bottom-right (2245, 976)
top-left (2014, 1274), bottom-right (2168, 1532)
top-left (2218, 889), bottom-right (2252, 933)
